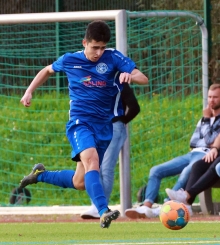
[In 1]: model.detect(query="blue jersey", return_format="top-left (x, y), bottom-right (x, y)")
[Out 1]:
top-left (52, 48), bottom-right (136, 123)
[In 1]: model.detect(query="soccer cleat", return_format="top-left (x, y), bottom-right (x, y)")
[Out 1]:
top-left (19, 163), bottom-right (45, 188)
top-left (81, 205), bottom-right (100, 219)
top-left (100, 209), bottom-right (120, 228)
top-left (165, 188), bottom-right (188, 204)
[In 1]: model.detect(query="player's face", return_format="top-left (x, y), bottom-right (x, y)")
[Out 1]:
top-left (83, 39), bottom-right (106, 62)
top-left (208, 88), bottom-right (220, 110)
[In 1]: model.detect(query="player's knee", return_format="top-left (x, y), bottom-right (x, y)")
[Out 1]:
top-left (73, 177), bottom-right (85, 190)
top-left (80, 149), bottom-right (99, 171)
top-left (74, 181), bottom-right (85, 190)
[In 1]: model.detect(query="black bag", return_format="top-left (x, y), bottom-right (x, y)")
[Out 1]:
top-left (9, 187), bottom-right (31, 205)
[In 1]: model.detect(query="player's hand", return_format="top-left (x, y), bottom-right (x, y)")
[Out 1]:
top-left (20, 92), bottom-right (32, 107)
top-left (203, 148), bottom-right (218, 163)
top-left (119, 72), bottom-right (132, 84)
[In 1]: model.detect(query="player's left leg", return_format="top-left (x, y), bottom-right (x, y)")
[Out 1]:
top-left (81, 121), bottom-right (126, 219)
top-left (19, 164), bottom-right (77, 189)
top-left (19, 161), bottom-right (87, 190)
top-left (80, 147), bottom-right (120, 228)
top-left (72, 162), bottom-right (85, 190)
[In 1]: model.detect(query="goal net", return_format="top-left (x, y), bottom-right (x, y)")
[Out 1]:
top-left (0, 10), bottom-right (205, 208)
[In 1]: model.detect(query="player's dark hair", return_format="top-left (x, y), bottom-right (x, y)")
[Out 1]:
top-left (85, 20), bottom-right (111, 43)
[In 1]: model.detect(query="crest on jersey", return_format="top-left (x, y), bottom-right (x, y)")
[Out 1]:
top-left (96, 63), bottom-right (108, 74)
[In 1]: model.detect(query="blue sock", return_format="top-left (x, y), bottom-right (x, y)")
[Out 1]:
top-left (84, 170), bottom-right (108, 216)
top-left (37, 170), bottom-right (75, 189)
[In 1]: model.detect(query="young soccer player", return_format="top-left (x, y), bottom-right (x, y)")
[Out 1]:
top-left (20, 20), bottom-right (148, 228)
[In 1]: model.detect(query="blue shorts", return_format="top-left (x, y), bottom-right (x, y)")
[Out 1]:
top-left (66, 118), bottom-right (113, 166)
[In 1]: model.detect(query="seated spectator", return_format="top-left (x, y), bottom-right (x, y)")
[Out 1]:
top-left (165, 146), bottom-right (220, 207)
top-left (125, 84), bottom-right (220, 219)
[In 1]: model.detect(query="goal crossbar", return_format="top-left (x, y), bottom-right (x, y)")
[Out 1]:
top-left (0, 10), bottom-right (128, 55)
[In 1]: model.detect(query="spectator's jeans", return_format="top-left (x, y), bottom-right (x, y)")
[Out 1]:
top-left (99, 121), bottom-right (127, 203)
top-left (144, 151), bottom-right (205, 204)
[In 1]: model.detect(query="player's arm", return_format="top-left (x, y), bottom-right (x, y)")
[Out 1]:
top-left (131, 68), bottom-right (148, 85)
top-left (20, 65), bottom-right (55, 107)
top-left (119, 68), bottom-right (148, 85)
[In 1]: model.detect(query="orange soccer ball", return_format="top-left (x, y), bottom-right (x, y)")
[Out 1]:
top-left (159, 200), bottom-right (190, 230)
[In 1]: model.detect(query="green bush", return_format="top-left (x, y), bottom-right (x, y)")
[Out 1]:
top-left (0, 92), bottom-right (204, 206)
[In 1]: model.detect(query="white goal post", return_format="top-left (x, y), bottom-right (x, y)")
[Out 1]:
top-left (0, 10), bottom-right (208, 216)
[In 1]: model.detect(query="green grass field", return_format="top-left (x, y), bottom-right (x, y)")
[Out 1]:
top-left (1, 220), bottom-right (220, 245)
